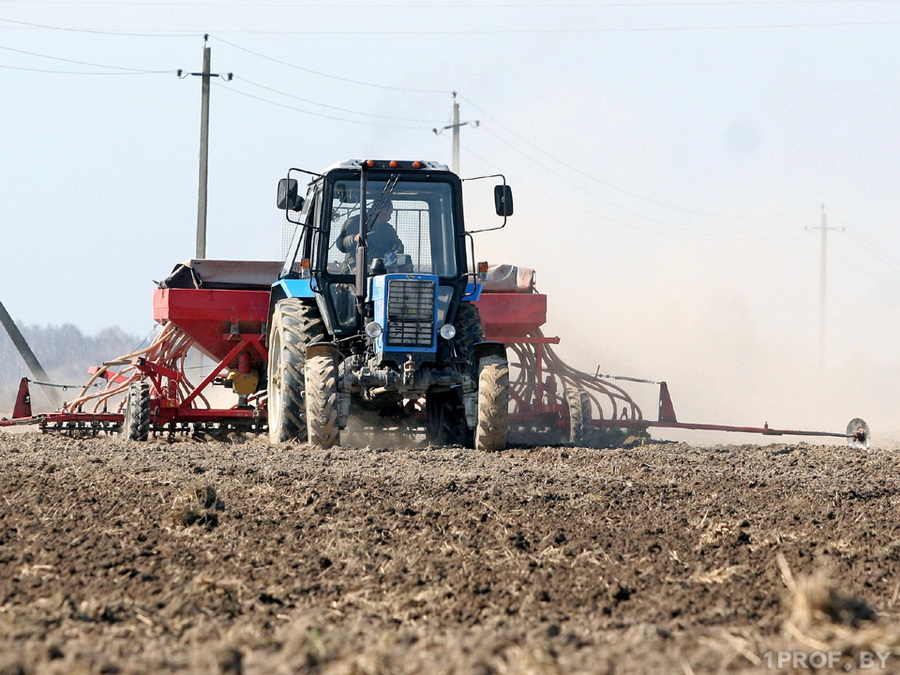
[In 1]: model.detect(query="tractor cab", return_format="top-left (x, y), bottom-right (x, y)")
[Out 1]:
top-left (278, 159), bottom-right (470, 341)
top-left (277, 160), bottom-right (511, 346)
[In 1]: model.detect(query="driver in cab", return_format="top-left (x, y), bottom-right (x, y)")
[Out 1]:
top-left (336, 200), bottom-right (404, 265)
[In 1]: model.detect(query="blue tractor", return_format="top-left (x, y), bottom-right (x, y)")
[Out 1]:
top-left (268, 159), bottom-right (514, 450)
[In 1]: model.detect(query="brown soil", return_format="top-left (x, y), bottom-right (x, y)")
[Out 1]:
top-left (0, 433), bottom-right (898, 674)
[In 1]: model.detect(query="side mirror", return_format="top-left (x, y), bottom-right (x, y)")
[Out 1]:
top-left (277, 178), bottom-right (304, 211)
top-left (494, 185), bottom-right (514, 217)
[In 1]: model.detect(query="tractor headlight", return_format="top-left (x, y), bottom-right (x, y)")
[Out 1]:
top-left (439, 323), bottom-right (457, 340)
top-left (365, 321), bottom-right (383, 339)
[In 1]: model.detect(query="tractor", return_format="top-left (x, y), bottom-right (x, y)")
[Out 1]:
top-left (267, 159), bottom-right (514, 450)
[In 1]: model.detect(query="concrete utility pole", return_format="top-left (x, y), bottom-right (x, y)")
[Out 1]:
top-left (432, 92), bottom-right (479, 174)
top-left (806, 205), bottom-right (844, 367)
top-left (196, 41), bottom-right (211, 259)
top-left (0, 300), bottom-right (59, 406)
top-left (178, 35), bottom-right (232, 259)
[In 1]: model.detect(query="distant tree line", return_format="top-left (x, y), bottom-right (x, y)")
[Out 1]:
top-left (0, 323), bottom-right (144, 412)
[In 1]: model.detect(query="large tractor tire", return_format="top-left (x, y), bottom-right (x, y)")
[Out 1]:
top-left (425, 390), bottom-right (472, 446)
top-left (474, 355), bottom-right (509, 452)
top-left (123, 381), bottom-right (150, 441)
top-left (564, 388), bottom-right (592, 446)
top-left (267, 299), bottom-right (326, 443)
top-left (305, 355), bottom-right (340, 448)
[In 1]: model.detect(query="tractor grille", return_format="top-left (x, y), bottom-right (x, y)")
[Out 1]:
top-left (386, 279), bottom-right (435, 348)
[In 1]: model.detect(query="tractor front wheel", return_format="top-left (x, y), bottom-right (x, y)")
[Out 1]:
top-left (305, 355), bottom-right (340, 448)
top-left (474, 356), bottom-right (509, 452)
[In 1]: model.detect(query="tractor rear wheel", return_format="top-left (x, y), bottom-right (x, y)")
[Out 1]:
top-left (474, 356), bottom-right (509, 452)
top-left (425, 390), bottom-right (471, 446)
top-left (305, 355), bottom-right (340, 448)
top-left (565, 388), bottom-right (592, 445)
top-left (267, 300), bottom-right (326, 443)
top-left (124, 381), bottom-right (150, 441)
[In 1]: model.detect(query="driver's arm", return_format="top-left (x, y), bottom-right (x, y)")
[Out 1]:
top-left (390, 228), bottom-right (404, 254)
top-left (336, 216), bottom-right (360, 253)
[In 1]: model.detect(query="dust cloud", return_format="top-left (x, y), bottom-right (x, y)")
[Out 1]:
top-left (473, 207), bottom-right (898, 449)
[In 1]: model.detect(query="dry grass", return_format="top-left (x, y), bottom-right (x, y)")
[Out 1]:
top-left (778, 553), bottom-right (898, 654)
top-left (166, 481), bottom-right (224, 529)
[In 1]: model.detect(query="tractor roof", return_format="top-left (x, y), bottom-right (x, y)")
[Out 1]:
top-left (322, 159), bottom-right (452, 173)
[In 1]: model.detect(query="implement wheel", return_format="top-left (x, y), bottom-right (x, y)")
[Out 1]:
top-left (475, 355), bottom-right (509, 452)
top-left (565, 388), bottom-right (592, 446)
top-left (425, 391), bottom-right (471, 446)
top-left (267, 300), bottom-right (326, 443)
top-left (305, 355), bottom-right (340, 448)
top-left (123, 381), bottom-right (150, 441)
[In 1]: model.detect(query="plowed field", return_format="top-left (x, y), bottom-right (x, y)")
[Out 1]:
top-left (1, 433), bottom-right (898, 674)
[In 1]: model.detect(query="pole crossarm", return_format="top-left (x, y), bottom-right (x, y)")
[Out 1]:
top-left (177, 70), bottom-right (233, 80)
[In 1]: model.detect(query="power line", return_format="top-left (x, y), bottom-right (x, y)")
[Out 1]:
top-left (12, 15), bottom-right (898, 37)
top-left (139, 20), bottom-right (900, 35)
top-left (213, 81), bottom-right (434, 128)
top-left (462, 141), bottom-right (695, 238)
top-left (827, 209), bottom-right (900, 276)
top-left (4, 10), bottom-right (900, 36)
top-left (0, 41), bottom-right (174, 72)
top-left (462, 141), bottom-right (710, 238)
top-left (470, 121), bottom-right (813, 238)
top-left (235, 76), bottom-right (445, 124)
top-left (460, 141), bottom-right (809, 241)
top-left (827, 239), bottom-right (900, 296)
top-left (0, 18), bottom-right (197, 38)
top-left (211, 36), bottom-right (446, 94)
top-left (472, 124), bottom-right (714, 235)
top-left (2, 1), bottom-right (898, 7)
top-left (459, 94), bottom-right (819, 221)
top-left (0, 62), bottom-right (168, 74)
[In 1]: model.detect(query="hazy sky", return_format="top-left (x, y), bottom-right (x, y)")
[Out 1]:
top-left (2, 0), bottom-right (899, 438)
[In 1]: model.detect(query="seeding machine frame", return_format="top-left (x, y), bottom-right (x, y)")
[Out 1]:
top-left (0, 262), bottom-right (870, 450)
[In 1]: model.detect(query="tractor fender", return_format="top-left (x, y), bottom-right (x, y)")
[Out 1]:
top-left (473, 341), bottom-right (506, 363)
top-left (462, 282), bottom-right (482, 301)
top-left (274, 278), bottom-right (316, 299)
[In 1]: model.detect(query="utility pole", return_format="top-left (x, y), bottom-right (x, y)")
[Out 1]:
top-left (0, 300), bottom-right (59, 407)
top-left (178, 35), bottom-right (232, 259)
top-left (432, 92), bottom-right (479, 174)
top-left (806, 205), bottom-right (844, 367)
